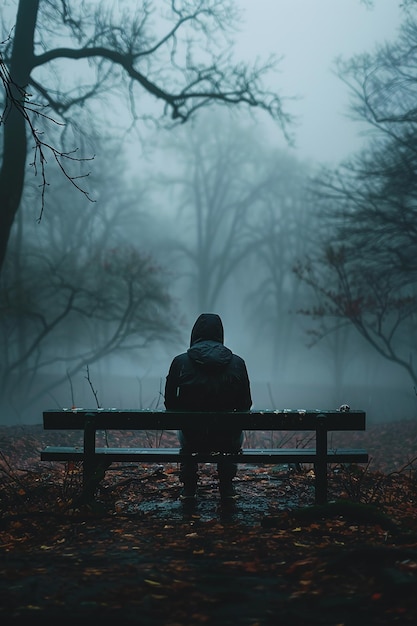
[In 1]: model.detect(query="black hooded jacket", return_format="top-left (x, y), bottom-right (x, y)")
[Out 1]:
top-left (164, 313), bottom-right (252, 412)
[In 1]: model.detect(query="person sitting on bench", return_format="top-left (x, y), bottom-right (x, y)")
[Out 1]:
top-left (164, 313), bottom-right (252, 500)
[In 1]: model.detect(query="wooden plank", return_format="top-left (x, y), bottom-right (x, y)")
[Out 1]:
top-left (42, 409), bottom-right (366, 431)
top-left (41, 446), bottom-right (369, 464)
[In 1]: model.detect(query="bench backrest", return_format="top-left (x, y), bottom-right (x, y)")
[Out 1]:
top-left (43, 409), bottom-right (366, 432)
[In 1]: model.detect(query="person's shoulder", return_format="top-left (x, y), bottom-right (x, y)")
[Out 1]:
top-left (230, 352), bottom-right (246, 366)
top-left (170, 351), bottom-right (192, 367)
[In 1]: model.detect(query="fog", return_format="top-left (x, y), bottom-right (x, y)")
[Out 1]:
top-left (235, 0), bottom-right (402, 163)
top-left (1, 1), bottom-right (415, 426)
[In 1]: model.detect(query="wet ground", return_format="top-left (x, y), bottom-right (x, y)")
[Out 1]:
top-left (124, 464), bottom-right (314, 524)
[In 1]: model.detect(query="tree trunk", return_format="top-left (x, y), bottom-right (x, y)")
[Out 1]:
top-left (0, 0), bottom-right (39, 275)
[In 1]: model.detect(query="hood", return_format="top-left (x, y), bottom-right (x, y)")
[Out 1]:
top-left (190, 313), bottom-right (224, 346)
top-left (188, 313), bottom-right (231, 369)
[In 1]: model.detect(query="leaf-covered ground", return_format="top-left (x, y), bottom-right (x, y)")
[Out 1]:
top-left (1, 420), bottom-right (417, 625)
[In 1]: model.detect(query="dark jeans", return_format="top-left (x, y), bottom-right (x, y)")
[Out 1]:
top-left (177, 429), bottom-right (244, 484)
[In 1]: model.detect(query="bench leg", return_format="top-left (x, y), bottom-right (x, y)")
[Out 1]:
top-left (315, 419), bottom-right (328, 505)
top-left (314, 460), bottom-right (327, 505)
top-left (81, 418), bottom-right (104, 501)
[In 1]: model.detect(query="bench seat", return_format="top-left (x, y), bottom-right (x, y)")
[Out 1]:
top-left (41, 446), bottom-right (369, 464)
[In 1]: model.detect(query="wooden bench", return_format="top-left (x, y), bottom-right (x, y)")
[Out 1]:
top-left (40, 408), bottom-right (368, 505)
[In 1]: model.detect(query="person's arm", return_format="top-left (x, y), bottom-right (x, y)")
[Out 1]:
top-left (240, 361), bottom-right (252, 411)
top-left (164, 358), bottom-right (180, 410)
top-left (232, 356), bottom-right (252, 411)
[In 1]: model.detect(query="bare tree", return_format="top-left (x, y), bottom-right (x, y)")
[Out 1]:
top-left (0, 0), bottom-right (292, 276)
top-left (243, 150), bottom-right (312, 373)
top-left (155, 111), bottom-right (284, 314)
top-left (0, 158), bottom-right (178, 420)
top-left (294, 4), bottom-right (417, 388)
top-left (294, 242), bottom-right (417, 386)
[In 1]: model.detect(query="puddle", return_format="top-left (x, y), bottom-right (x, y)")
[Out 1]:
top-left (127, 482), bottom-right (303, 524)
top-left (110, 466), bottom-right (314, 524)
top-left (133, 496), bottom-right (271, 524)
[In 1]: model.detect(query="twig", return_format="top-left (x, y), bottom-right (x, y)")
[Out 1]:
top-left (84, 365), bottom-right (109, 448)
top-left (85, 365), bottom-right (101, 408)
top-left (66, 369), bottom-right (75, 407)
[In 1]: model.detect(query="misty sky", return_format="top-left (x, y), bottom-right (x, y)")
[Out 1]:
top-left (236, 0), bottom-right (402, 164)
top-left (1, 1), bottom-right (404, 166)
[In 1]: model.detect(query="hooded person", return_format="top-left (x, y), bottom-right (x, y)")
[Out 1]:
top-left (164, 313), bottom-right (252, 500)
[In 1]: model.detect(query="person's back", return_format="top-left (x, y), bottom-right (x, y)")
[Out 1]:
top-left (164, 313), bottom-right (252, 500)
